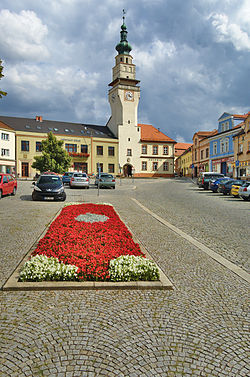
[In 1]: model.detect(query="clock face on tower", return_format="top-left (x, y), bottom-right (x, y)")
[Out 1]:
top-left (125, 90), bottom-right (134, 101)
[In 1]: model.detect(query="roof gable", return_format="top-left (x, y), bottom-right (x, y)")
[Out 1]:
top-left (218, 112), bottom-right (232, 120)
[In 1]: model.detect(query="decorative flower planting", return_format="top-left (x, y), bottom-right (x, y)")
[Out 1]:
top-left (19, 203), bottom-right (159, 282)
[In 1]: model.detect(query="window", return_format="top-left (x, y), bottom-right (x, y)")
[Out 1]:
top-left (142, 161), bottom-right (147, 171)
top-left (97, 163), bottom-right (103, 172)
top-left (21, 140), bottom-right (29, 152)
top-left (142, 145), bottom-right (147, 154)
top-left (163, 146), bottom-right (168, 155)
top-left (213, 142), bottom-right (217, 155)
top-left (153, 145), bottom-right (158, 155)
top-left (65, 144), bottom-right (77, 153)
top-left (36, 142), bottom-right (42, 152)
top-left (195, 151), bottom-right (197, 161)
top-left (163, 162), bottom-right (169, 171)
top-left (221, 123), bottom-right (225, 132)
top-left (201, 150), bottom-right (204, 159)
top-left (239, 144), bottom-right (243, 153)
top-left (206, 148), bottom-right (209, 158)
top-left (1, 148), bottom-right (9, 156)
top-left (225, 138), bottom-right (229, 153)
top-left (221, 140), bottom-right (225, 153)
top-left (108, 146), bottom-right (115, 156)
top-left (108, 164), bottom-right (114, 173)
top-left (97, 146), bottom-right (103, 155)
top-left (81, 144), bottom-right (88, 153)
top-left (153, 162), bottom-right (158, 171)
top-left (195, 138), bottom-right (197, 146)
top-left (127, 148), bottom-right (132, 156)
top-left (1, 133), bottom-right (9, 140)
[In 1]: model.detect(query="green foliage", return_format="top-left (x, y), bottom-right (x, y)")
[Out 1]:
top-left (0, 60), bottom-right (7, 98)
top-left (109, 255), bottom-right (160, 282)
top-left (32, 132), bottom-right (72, 173)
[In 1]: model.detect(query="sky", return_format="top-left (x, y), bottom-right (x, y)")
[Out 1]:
top-left (0, 0), bottom-right (250, 143)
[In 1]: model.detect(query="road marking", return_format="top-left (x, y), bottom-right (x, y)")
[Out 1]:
top-left (131, 198), bottom-right (250, 284)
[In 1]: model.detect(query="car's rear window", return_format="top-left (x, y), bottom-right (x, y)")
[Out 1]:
top-left (64, 172), bottom-right (73, 177)
top-left (38, 176), bottom-right (61, 184)
top-left (74, 173), bottom-right (87, 177)
top-left (101, 174), bottom-right (113, 178)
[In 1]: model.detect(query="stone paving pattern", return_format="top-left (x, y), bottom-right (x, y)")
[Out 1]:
top-left (0, 179), bottom-right (249, 376)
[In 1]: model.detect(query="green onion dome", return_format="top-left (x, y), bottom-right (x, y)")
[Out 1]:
top-left (115, 22), bottom-right (132, 55)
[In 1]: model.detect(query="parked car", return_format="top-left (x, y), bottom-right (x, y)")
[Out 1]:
top-left (95, 173), bottom-right (116, 189)
top-left (70, 172), bottom-right (89, 189)
top-left (230, 180), bottom-right (245, 197)
top-left (32, 174), bottom-right (66, 201)
top-left (62, 172), bottom-right (73, 185)
top-left (238, 182), bottom-right (250, 201)
top-left (218, 179), bottom-right (243, 195)
top-left (209, 177), bottom-right (232, 192)
top-left (197, 172), bottom-right (224, 190)
top-left (0, 173), bottom-right (17, 199)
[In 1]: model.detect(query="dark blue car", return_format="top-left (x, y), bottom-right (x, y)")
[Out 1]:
top-left (62, 172), bottom-right (73, 185)
top-left (209, 177), bottom-right (232, 192)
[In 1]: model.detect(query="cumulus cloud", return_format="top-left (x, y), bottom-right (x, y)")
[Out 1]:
top-left (134, 39), bottom-right (176, 72)
top-left (209, 12), bottom-right (250, 51)
top-left (0, 9), bottom-right (49, 61)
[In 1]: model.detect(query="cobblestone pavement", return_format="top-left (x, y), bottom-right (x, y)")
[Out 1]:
top-left (0, 179), bottom-right (249, 377)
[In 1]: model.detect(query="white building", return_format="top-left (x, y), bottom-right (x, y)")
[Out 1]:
top-left (0, 121), bottom-right (16, 174)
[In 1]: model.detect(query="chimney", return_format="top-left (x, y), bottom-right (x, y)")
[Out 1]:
top-left (36, 116), bottom-right (43, 122)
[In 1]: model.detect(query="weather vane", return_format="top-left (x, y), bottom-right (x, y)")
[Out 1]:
top-left (122, 9), bottom-right (126, 23)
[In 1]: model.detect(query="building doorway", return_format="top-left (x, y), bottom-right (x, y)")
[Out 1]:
top-left (21, 162), bottom-right (29, 177)
top-left (123, 164), bottom-right (133, 177)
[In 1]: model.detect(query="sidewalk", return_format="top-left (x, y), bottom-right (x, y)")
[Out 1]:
top-left (0, 181), bottom-right (249, 377)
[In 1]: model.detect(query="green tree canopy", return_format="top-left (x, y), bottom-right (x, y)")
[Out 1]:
top-left (0, 60), bottom-right (7, 98)
top-left (32, 132), bottom-right (72, 174)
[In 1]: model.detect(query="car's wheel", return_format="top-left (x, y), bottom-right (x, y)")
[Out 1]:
top-left (0, 189), bottom-right (2, 199)
top-left (70, 185), bottom-right (73, 189)
top-left (32, 193), bottom-right (37, 201)
top-left (242, 197), bottom-right (249, 201)
top-left (223, 192), bottom-right (227, 195)
top-left (112, 186), bottom-right (115, 189)
top-left (87, 186), bottom-right (89, 189)
top-left (11, 186), bottom-right (17, 196)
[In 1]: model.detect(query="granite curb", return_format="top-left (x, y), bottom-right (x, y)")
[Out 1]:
top-left (2, 203), bottom-right (173, 291)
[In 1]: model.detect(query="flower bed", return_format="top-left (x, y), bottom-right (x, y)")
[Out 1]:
top-left (21, 203), bottom-right (159, 282)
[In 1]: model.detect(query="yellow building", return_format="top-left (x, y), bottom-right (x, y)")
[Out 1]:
top-left (233, 112), bottom-right (250, 179)
top-left (0, 115), bottom-right (119, 178)
top-left (176, 146), bottom-right (193, 177)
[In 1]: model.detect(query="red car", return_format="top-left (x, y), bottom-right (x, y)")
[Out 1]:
top-left (0, 173), bottom-right (17, 199)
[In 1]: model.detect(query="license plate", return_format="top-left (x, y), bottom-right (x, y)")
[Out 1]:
top-left (44, 197), bottom-right (54, 200)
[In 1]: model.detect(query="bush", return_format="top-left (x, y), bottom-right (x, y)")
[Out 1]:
top-left (109, 255), bottom-right (160, 282)
top-left (19, 254), bottom-right (78, 282)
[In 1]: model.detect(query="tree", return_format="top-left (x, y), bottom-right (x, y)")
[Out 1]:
top-left (32, 132), bottom-right (72, 173)
top-left (0, 60), bottom-right (7, 98)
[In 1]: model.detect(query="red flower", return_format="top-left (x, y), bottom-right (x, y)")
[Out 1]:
top-left (32, 204), bottom-right (144, 281)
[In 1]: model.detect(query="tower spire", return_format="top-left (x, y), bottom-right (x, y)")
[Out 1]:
top-left (115, 9), bottom-right (132, 55)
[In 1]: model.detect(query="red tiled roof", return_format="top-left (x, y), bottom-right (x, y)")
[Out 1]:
top-left (175, 142), bottom-right (192, 151)
top-left (139, 124), bottom-right (176, 143)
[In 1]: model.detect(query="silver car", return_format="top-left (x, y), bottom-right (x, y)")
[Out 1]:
top-left (95, 173), bottom-right (115, 189)
top-left (69, 172), bottom-right (89, 189)
top-left (238, 182), bottom-right (250, 201)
